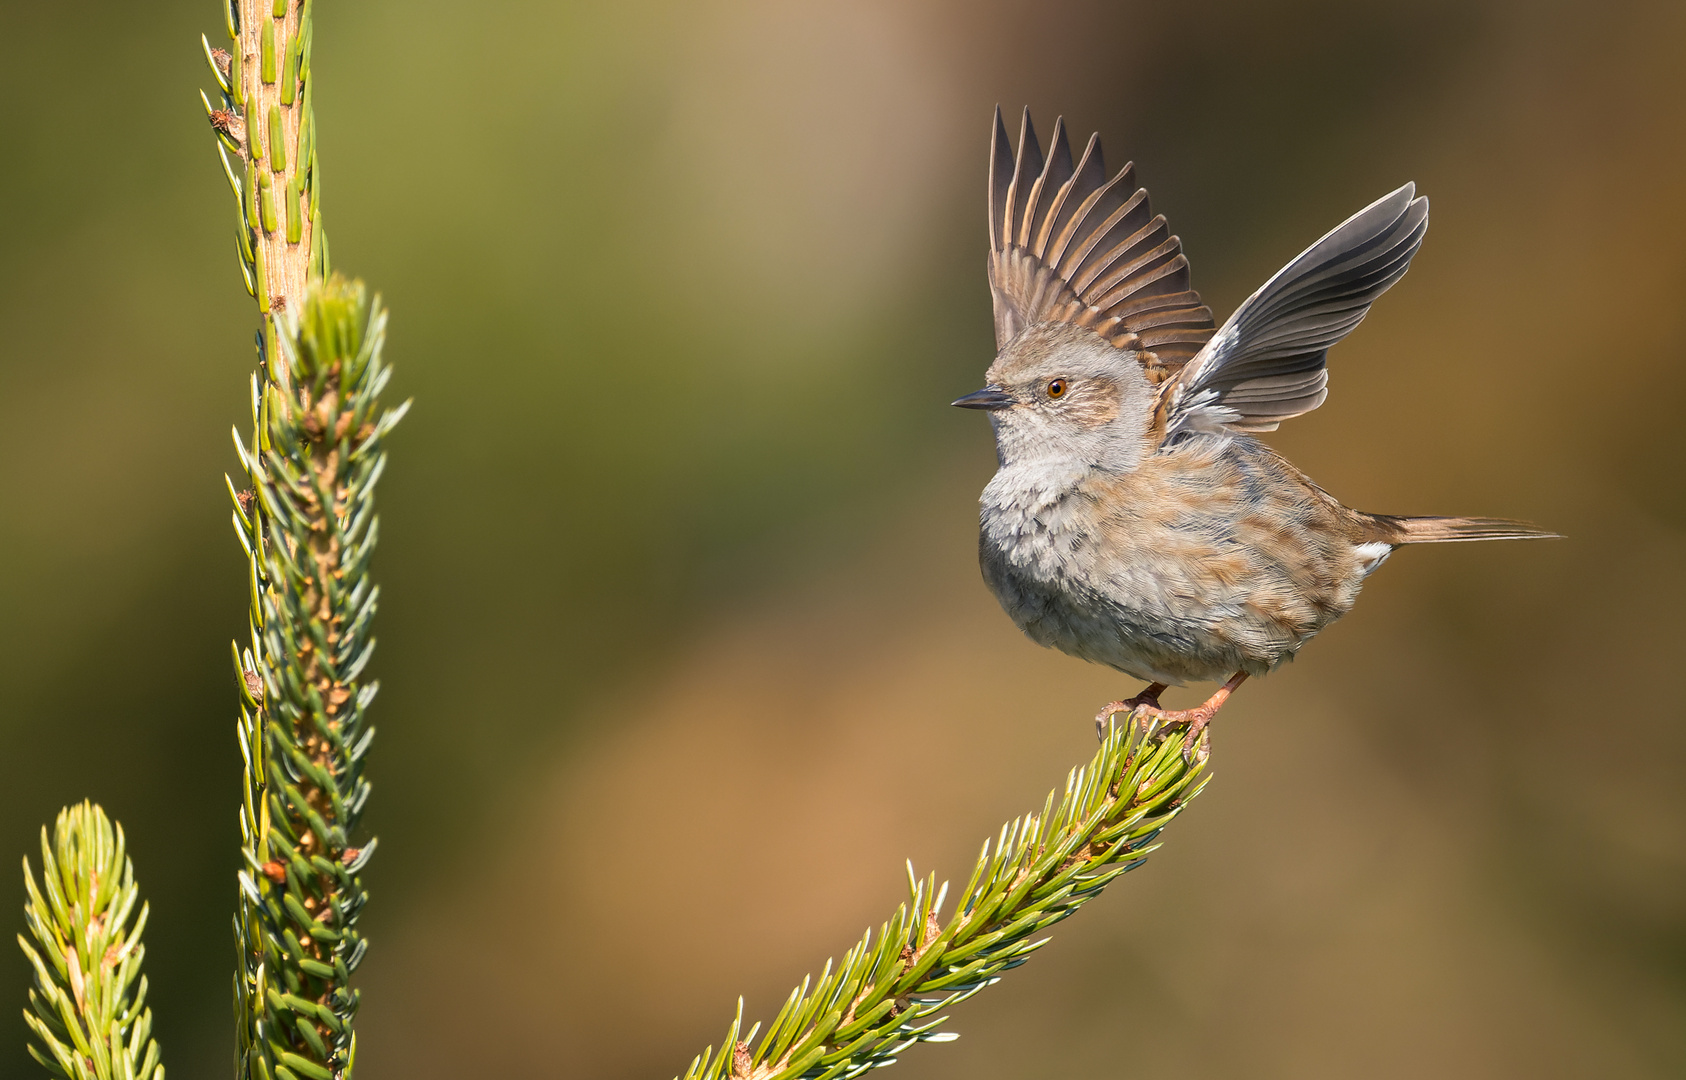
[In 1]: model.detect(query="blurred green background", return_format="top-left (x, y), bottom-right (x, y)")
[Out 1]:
top-left (2, 0), bottom-right (1683, 1076)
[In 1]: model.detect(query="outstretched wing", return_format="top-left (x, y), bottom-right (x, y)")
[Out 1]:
top-left (1161, 183), bottom-right (1429, 435)
top-left (988, 107), bottom-right (1214, 383)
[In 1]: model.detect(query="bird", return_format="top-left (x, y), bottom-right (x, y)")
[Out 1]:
top-left (952, 108), bottom-right (1554, 748)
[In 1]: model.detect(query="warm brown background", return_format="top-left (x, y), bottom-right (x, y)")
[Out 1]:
top-left (1, 0), bottom-right (1682, 1077)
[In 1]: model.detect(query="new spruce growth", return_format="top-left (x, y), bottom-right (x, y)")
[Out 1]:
top-left (230, 277), bottom-right (404, 1080)
top-left (18, 803), bottom-right (164, 1080)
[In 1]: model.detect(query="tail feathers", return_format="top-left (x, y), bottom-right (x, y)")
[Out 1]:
top-left (1364, 514), bottom-right (1560, 544)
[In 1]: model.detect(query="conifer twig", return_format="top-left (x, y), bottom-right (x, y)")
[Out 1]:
top-left (227, 279), bottom-right (403, 1080)
top-left (200, 0), bottom-right (325, 314)
top-left (202, 2), bottom-right (405, 1077)
top-left (18, 802), bottom-right (164, 1080)
top-left (678, 712), bottom-right (1211, 1080)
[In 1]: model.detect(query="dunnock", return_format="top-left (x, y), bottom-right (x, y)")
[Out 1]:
top-left (954, 109), bottom-right (1553, 745)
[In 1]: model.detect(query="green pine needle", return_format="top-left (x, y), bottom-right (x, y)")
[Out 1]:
top-left (678, 712), bottom-right (1211, 1080)
top-left (18, 802), bottom-right (164, 1080)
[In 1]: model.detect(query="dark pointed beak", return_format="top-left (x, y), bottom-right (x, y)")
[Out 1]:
top-left (950, 384), bottom-right (1015, 411)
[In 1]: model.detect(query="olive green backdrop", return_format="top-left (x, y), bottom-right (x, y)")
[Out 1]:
top-left (1, 0), bottom-right (1681, 1077)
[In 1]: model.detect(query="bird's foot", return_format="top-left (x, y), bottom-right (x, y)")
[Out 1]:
top-left (1096, 674), bottom-right (1249, 757)
top-left (1167, 704), bottom-right (1217, 757)
top-left (1094, 683), bottom-right (1169, 739)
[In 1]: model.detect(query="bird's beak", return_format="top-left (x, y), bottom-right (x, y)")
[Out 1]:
top-left (950, 384), bottom-right (1015, 411)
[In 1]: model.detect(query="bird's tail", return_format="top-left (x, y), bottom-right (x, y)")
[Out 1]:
top-left (1362, 514), bottom-right (1560, 544)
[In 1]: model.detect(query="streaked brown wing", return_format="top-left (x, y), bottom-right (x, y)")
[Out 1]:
top-left (988, 107), bottom-right (1214, 382)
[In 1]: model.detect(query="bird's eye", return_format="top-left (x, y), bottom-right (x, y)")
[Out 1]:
top-left (1046, 379), bottom-right (1067, 399)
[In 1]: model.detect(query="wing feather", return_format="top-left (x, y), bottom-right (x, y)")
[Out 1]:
top-left (987, 107), bottom-right (1214, 379)
top-left (1006, 111), bottom-right (1043, 251)
top-left (1162, 183), bottom-right (1428, 435)
top-left (1040, 135), bottom-right (1108, 266)
top-left (1033, 133), bottom-right (1100, 259)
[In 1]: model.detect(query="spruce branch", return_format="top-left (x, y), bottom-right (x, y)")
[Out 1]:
top-left (18, 802), bottom-right (164, 1080)
top-left (200, 0), bottom-right (324, 315)
top-left (678, 713), bottom-right (1211, 1080)
top-left (227, 276), bottom-right (403, 1080)
top-left (203, 2), bottom-right (404, 1076)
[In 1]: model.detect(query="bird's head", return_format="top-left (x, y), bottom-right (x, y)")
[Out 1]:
top-left (952, 322), bottom-right (1157, 473)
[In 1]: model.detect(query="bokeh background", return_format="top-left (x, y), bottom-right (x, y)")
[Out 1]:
top-left (2, 0), bottom-right (1683, 1076)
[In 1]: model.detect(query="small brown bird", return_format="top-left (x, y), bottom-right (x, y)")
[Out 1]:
top-left (953, 108), bottom-right (1553, 745)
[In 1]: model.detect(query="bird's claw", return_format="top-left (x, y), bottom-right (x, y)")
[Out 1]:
top-left (1093, 685), bottom-right (1168, 740)
top-left (1176, 710), bottom-right (1215, 760)
top-left (1094, 698), bottom-right (1151, 739)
